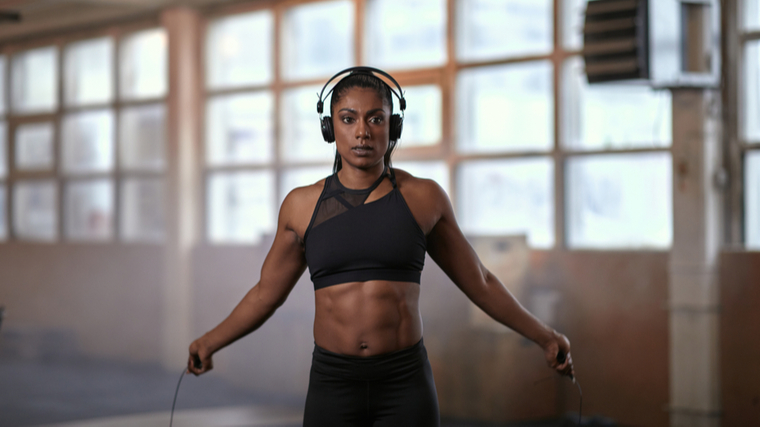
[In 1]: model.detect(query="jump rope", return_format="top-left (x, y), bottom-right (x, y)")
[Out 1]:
top-left (168, 354), bottom-right (582, 427)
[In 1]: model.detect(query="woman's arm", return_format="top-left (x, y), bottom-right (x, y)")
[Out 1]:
top-left (187, 190), bottom-right (309, 375)
top-left (423, 182), bottom-right (573, 377)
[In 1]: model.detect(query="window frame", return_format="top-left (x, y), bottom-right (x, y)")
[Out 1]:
top-left (201, 0), bottom-right (676, 250)
top-left (0, 19), bottom-right (168, 244)
top-left (723, 0), bottom-right (760, 247)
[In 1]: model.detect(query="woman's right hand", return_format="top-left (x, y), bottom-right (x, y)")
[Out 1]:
top-left (187, 336), bottom-right (214, 376)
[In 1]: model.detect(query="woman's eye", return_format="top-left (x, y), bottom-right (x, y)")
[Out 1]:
top-left (370, 116), bottom-right (384, 124)
top-left (341, 116), bottom-right (354, 124)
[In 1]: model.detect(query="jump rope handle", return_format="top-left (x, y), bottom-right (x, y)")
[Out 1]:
top-left (556, 351), bottom-right (575, 382)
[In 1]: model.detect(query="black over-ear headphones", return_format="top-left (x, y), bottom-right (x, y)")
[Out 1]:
top-left (316, 66), bottom-right (406, 143)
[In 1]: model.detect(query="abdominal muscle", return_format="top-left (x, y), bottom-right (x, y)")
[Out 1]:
top-left (313, 280), bottom-right (423, 357)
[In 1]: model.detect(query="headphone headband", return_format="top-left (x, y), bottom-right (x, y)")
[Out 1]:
top-left (316, 66), bottom-right (406, 116)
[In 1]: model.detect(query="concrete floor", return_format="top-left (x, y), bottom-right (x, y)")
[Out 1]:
top-left (0, 353), bottom-right (576, 427)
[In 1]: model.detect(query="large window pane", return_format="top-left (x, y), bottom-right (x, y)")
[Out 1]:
top-left (15, 122), bottom-right (54, 171)
top-left (281, 0), bottom-right (354, 81)
top-left (458, 158), bottom-right (554, 248)
top-left (120, 104), bottom-right (165, 171)
top-left (393, 160), bottom-right (449, 196)
top-left (12, 46), bottom-right (58, 114)
top-left (0, 185), bottom-right (6, 240)
top-left (64, 37), bottom-right (113, 106)
top-left (457, 0), bottom-right (552, 62)
top-left (14, 180), bottom-right (57, 241)
top-left (564, 57), bottom-right (672, 150)
top-left (280, 85), bottom-right (335, 163)
top-left (207, 170), bottom-right (275, 244)
top-left (120, 29), bottom-right (167, 100)
top-left (398, 85), bottom-right (442, 148)
top-left (566, 153), bottom-right (672, 249)
top-left (121, 178), bottom-right (165, 242)
top-left (65, 179), bottom-right (113, 241)
top-left (563, 0), bottom-right (586, 50)
top-left (365, 0), bottom-right (446, 70)
top-left (457, 62), bottom-right (553, 153)
top-left (207, 92), bottom-right (273, 166)
top-left (206, 11), bottom-right (273, 89)
top-left (62, 109), bottom-right (115, 174)
top-left (0, 122), bottom-right (6, 178)
top-left (746, 0), bottom-right (760, 30)
top-left (279, 166), bottom-right (331, 205)
top-left (746, 151), bottom-right (760, 249)
top-left (743, 41), bottom-right (760, 142)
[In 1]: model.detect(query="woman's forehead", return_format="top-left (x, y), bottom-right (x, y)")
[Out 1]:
top-left (336, 87), bottom-right (389, 108)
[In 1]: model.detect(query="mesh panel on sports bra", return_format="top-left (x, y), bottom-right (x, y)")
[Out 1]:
top-left (311, 169), bottom-right (388, 230)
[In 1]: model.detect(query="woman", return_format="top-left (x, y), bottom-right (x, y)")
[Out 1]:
top-left (187, 68), bottom-right (573, 426)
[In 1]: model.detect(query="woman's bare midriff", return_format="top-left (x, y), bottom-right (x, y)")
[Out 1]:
top-left (313, 280), bottom-right (422, 357)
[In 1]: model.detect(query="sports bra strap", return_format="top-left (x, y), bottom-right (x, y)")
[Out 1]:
top-left (388, 167), bottom-right (397, 189)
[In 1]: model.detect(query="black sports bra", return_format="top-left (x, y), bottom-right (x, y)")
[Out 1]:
top-left (303, 168), bottom-right (426, 290)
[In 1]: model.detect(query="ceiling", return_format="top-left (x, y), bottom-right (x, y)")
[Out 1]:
top-left (0, 0), bottom-right (247, 42)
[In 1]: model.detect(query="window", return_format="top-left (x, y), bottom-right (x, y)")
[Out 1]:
top-left (13, 180), bottom-right (57, 241)
top-left (457, 61), bottom-right (553, 153)
top-left (396, 85), bottom-right (442, 147)
top-left (12, 46), bottom-right (58, 114)
top-left (0, 119), bottom-right (6, 240)
top-left (206, 92), bottom-right (274, 166)
top-left (0, 58), bottom-right (5, 240)
top-left (566, 153), bottom-right (672, 249)
top-left (559, 1), bottom-right (673, 249)
top-left (744, 152), bottom-right (760, 248)
top-left (365, 0), bottom-right (447, 70)
top-left (457, 0), bottom-right (553, 61)
top-left (2, 27), bottom-right (167, 243)
top-left (741, 1), bottom-right (760, 248)
top-left (206, 11), bottom-right (273, 89)
top-left (64, 37), bottom-right (113, 106)
top-left (208, 170), bottom-right (275, 244)
top-left (458, 158), bottom-right (554, 248)
top-left (280, 85), bottom-right (335, 164)
top-left (206, 10), bottom-right (279, 245)
top-left (281, 1), bottom-right (354, 81)
top-left (200, 0), bottom-right (675, 250)
top-left (15, 122), bottom-right (54, 171)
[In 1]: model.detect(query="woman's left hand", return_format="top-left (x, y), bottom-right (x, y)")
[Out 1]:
top-left (543, 330), bottom-right (574, 379)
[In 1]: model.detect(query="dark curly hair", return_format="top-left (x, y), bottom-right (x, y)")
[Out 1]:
top-left (329, 72), bottom-right (396, 173)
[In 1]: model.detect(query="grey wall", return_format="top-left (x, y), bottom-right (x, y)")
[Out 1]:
top-left (2, 238), bottom-right (757, 426)
top-left (0, 243), bottom-right (164, 362)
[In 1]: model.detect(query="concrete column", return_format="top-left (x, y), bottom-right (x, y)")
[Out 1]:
top-left (669, 88), bottom-right (722, 427)
top-left (161, 7), bottom-right (203, 369)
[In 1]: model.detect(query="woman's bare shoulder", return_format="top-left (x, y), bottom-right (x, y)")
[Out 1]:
top-left (392, 168), bottom-right (447, 201)
top-left (282, 178), bottom-right (326, 214)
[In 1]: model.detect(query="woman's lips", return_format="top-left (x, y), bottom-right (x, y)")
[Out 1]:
top-left (351, 146), bottom-right (373, 156)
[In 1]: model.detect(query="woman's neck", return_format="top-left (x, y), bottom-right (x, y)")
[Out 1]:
top-left (337, 162), bottom-right (386, 190)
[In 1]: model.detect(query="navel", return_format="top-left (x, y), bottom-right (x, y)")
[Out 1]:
top-left (359, 342), bottom-right (368, 350)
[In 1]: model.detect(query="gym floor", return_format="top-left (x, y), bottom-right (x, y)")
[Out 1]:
top-left (0, 353), bottom-right (575, 427)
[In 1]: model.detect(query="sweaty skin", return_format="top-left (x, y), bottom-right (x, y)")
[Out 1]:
top-left (187, 87), bottom-right (573, 376)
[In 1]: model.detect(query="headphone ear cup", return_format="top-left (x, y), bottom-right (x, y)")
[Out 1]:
top-left (321, 116), bottom-right (335, 143)
top-left (390, 114), bottom-right (403, 141)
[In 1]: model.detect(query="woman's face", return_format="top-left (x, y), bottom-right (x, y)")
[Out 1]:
top-left (332, 87), bottom-right (391, 170)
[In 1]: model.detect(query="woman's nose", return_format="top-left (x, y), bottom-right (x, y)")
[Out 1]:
top-left (356, 121), bottom-right (370, 139)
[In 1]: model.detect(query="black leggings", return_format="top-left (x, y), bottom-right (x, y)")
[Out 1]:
top-left (303, 338), bottom-right (440, 427)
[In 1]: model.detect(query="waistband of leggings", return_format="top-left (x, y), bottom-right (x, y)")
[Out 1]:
top-left (311, 338), bottom-right (427, 381)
